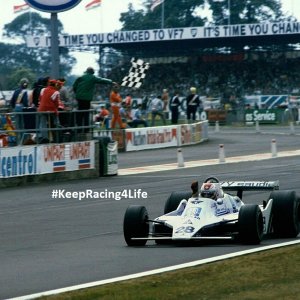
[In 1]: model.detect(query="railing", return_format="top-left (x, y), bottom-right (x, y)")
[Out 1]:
top-left (1, 106), bottom-right (299, 147)
top-left (0, 109), bottom-right (96, 147)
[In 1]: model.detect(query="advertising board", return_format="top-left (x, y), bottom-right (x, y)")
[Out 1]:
top-left (0, 141), bottom-right (95, 178)
top-left (126, 126), bottom-right (178, 151)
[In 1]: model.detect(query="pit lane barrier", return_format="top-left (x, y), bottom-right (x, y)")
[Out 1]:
top-left (215, 120), bottom-right (220, 132)
top-left (221, 138), bottom-right (278, 165)
top-left (255, 120), bottom-right (260, 133)
top-left (118, 147), bottom-right (300, 176)
top-left (219, 144), bottom-right (225, 163)
top-left (271, 139), bottom-right (277, 158)
top-left (177, 148), bottom-right (185, 167)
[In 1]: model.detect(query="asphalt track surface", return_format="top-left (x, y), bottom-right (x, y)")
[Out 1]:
top-left (1, 125), bottom-right (300, 299)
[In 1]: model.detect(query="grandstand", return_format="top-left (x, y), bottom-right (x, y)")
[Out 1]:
top-left (99, 22), bottom-right (300, 110)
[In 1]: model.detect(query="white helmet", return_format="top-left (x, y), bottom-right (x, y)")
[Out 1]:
top-left (200, 182), bottom-right (223, 200)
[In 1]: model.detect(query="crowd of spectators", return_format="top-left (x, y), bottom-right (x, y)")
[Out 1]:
top-left (105, 53), bottom-right (300, 104)
top-left (1, 52), bottom-right (300, 146)
top-left (88, 53), bottom-right (300, 128)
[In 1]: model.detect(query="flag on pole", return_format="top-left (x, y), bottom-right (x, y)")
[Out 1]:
top-left (150, 0), bottom-right (164, 11)
top-left (85, 0), bottom-right (101, 11)
top-left (13, 3), bottom-right (29, 13)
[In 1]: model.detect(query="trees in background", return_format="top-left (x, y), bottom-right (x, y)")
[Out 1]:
top-left (207, 0), bottom-right (284, 25)
top-left (0, 12), bottom-right (75, 89)
top-left (120, 0), bottom-right (206, 30)
top-left (120, 0), bottom-right (285, 30)
top-left (0, 1), bottom-right (292, 90)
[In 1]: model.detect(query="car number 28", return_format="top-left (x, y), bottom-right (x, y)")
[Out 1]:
top-left (175, 226), bottom-right (195, 234)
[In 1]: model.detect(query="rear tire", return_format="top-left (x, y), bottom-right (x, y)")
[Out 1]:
top-left (123, 205), bottom-right (149, 246)
top-left (270, 190), bottom-right (300, 238)
top-left (164, 191), bottom-right (192, 214)
top-left (239, 204), bottom-right (263, 244)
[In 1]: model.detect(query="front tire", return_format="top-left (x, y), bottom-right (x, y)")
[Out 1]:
top-left (123, 205), bottom-right (149, 246)
top-left (270, 190), bottom-right (300, 238)
top-left (238, 204), bottom-right (264, 244)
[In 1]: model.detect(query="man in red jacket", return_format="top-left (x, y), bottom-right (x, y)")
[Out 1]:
top-left (38, 79), bottom-right (60, 113)
top-left (37, 79), bottom-right (61, 143)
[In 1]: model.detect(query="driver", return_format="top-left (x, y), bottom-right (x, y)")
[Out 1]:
top-left (200, 182), bottom-right (224, 200)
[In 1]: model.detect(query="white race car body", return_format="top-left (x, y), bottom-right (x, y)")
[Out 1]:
top-left (154, 194), bottom-right (244, 241)
top-left (123, 180), bottom-right (299, 246)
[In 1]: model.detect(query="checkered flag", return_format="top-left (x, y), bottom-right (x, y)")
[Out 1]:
top-left (121, 58), bottom-right (150, 88)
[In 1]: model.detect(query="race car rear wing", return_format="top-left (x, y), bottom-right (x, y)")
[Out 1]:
top-left (220, 181), bottom-right (279, 199)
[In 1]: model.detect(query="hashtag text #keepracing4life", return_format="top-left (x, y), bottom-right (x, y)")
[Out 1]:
top-left (51, 189), bottom-right (148, 201)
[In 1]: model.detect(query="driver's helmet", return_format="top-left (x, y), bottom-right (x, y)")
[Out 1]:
top-left (200, 182), bottom-right (223, 200)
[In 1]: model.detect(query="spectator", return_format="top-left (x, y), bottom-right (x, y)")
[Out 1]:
top-left (56, 80), bottom-right (70, 129)
top-left (31, 76), bottom-right (49, 108)
top-left (141, 96), bottom-right (149, 112)
top-left (141, 95), bottom-right (150, 119)
top-left (10, 78), bottom-right (30, 143)
top-left (130, 104), bottom-right (148, 128)
top-left (110, 84), bottom-right (125, 129)
top-left (186, 87), bottom-right (201, 123)
top-left (150, 95), bottom-right (166, 126)
top-left (37, 79), bottom-right (61, 143)
top-left (73, 67), bottom-right (114, 133)
top-left (95, 104), bottom-right (110, 128)
top-left (125, 93), bottom-right (132, 107)
top-left (162, 88), bottom-right (169, 119)
top-left (58, 78), bottom-right (69, 106)
top-left (119, 102), bottom-right (132, 128)
top-left (124, 93), bottom-right (132, 120)
top-left (170, 91), bottom-right (181, 124)
top-left (10, 78), bottom-right (30, 111)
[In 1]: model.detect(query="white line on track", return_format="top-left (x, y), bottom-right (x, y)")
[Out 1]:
top-left (8, 239), bottom-right (300, 300)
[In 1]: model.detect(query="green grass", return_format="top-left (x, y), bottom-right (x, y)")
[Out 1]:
top-left (40, 244), bottom-right (300, 300)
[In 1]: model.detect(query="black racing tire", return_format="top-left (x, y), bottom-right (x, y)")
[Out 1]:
top-left (238, 204), bottom-right (264, 244)
top-left (164, 191), bottom-right (192, 214)
top-left (123, 205), bottom-right (149, 246)
top-left (154, 224), bottom-right (173, 245)
top-left (270, 190), bottom-right (300, 238)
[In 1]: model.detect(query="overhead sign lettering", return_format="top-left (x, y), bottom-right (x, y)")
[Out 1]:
top-left (26, 21), bottom-right (300, 48)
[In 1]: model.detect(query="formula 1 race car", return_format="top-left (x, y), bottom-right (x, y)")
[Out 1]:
top-left (123, 177), bottom-right (300, 246)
